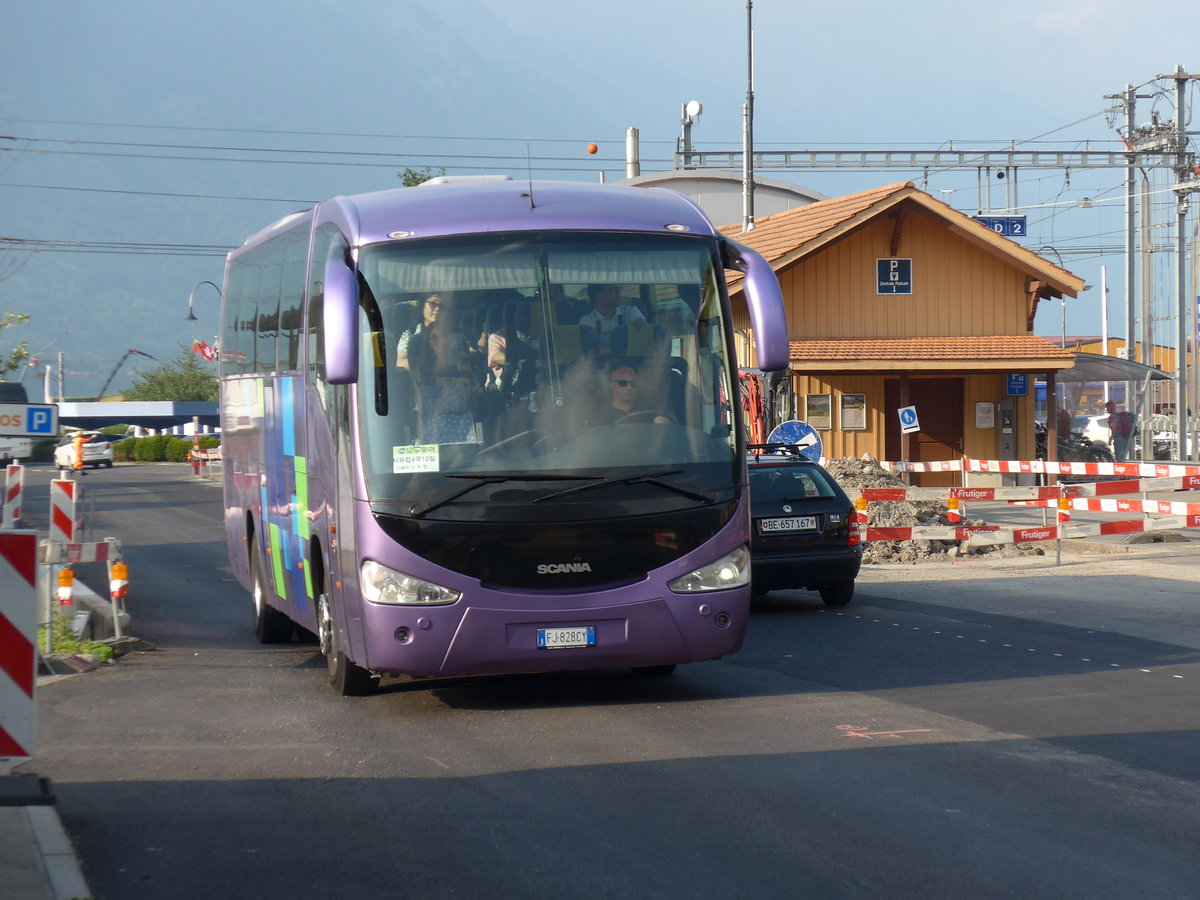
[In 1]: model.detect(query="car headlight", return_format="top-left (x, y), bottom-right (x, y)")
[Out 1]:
top-left (668, 545), bottom-right (750, 593)
top-left (361, 560), bottom-right (461, 606)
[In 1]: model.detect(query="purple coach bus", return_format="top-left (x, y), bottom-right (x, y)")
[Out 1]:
top-left (219, 177), bottom-right (787, 694)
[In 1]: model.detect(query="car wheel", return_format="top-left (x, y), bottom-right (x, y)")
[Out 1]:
top-left (819, 581), bottom-right (854, 607)
top-left (104, 460), bottom-right (113, 468)
top-left (317, 581), bottom-right (378, 697)
top-left (251, 540), bottom-right (293, 644)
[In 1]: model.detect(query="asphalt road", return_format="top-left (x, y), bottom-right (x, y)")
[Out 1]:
top-left (17, 463), bottom-right (1200, 899)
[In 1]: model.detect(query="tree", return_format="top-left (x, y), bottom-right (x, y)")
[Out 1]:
top-left (0, 312), bottom-right (30, 378)
top-left (399, 166), bottom-right (446, 187)
top-left (122, 344), bottom-right (218, 401)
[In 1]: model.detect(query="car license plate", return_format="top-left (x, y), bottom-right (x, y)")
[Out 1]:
top-left (537, 626), bottom-right (596, 649)
top-left (759, 516), bottom-right (817, 533)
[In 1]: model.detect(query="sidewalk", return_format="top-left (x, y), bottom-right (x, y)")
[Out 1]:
top-left (0, 777), bottom-right (90, 900)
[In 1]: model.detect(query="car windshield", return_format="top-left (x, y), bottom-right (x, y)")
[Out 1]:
top-left (749, 464), bottom-right (841, 503)
top-left (353, 231), bottom-right (739, 507)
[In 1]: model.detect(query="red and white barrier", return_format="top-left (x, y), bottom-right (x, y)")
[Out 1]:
top-left (966, 516), bottom-right (1200, 547)
top-left (49, 478), bottom-right (80, 544)
top-left (967, 458), bottom-right (1200, 478)
top-left (0, 530), bottom-right (38, 767)
top-left (846, 462), bottom-right (1200, 546)
top-left (1015, 497), bottom-right (1200, 517)
top-left (40, 538), bottom-right (121, 566)
top-left (863, 525), bottom-right (1001, 542)
top-left (2, 463), bottom-right (22, 529)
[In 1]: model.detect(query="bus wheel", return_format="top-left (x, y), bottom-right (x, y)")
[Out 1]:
top-left (251, 541), bottom-right (293, 644)
top-left (317, 591), bottom-right (379, 696)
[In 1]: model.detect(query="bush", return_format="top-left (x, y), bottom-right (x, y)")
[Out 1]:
top-left (108, 434), bottom-right (221, 462)
top-left (165, 437), bottom-right (192, 462)
top-left (133, 435), bottom-right (169, 461)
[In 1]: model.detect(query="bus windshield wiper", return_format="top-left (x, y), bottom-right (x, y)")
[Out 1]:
top-left (532, 469), bottom-right (714, 505)
top-left (408, 473), bottom-right (593, 517)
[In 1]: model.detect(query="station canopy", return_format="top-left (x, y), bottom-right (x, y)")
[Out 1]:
top-left (1056, 352), bottom-right (1175, 384)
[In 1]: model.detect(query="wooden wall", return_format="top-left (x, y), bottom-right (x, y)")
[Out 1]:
top-left (778, 214), bottom-right (1030, 339)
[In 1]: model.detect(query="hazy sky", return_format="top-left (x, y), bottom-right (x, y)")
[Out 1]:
top-left (2, 0), bottom-right (1197, 394)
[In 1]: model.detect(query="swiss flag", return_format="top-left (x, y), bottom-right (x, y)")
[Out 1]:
top-left (192, 339), bottom-right (217, 362)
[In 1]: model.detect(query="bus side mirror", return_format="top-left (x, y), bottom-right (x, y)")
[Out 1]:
top-left (721, 237), bottom-right (788, 372)
top-left (323, 250), bottom-right (359, 385)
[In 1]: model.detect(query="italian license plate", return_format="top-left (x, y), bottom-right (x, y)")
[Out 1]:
top-left (760, 516), bottom-right (817, 533)
top-left (537, 626), bottom-right (597, 649)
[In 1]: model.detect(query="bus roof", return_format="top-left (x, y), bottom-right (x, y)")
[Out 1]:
top-left (331, 179), bottom-right (719, 246)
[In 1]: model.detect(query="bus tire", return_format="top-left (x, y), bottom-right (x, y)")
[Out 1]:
top-left (251, 540), bottom-right (293, 644)
top-left (317, 590), bottom-right (379, 697)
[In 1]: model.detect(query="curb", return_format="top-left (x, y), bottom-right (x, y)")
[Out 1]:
top-left (24, 804), bottom-right (92, 900)
top-left (0, 776), bottom-right (91, 900)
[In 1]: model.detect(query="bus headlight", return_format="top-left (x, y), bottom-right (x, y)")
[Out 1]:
top-left (667, 545), bottom-right (750, 593)
top-left (361, 560), bottom-right (461, 606)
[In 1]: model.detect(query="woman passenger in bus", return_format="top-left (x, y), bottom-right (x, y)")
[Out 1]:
top-left (396, 292), bottom-right (445, 369)
top-left (407, 294), bottom-right (484, 442)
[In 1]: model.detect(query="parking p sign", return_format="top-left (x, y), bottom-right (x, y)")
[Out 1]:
top-left (877, 258), bottom-right (912, 294)
top-left (0, 404), bottom-right (58, 437)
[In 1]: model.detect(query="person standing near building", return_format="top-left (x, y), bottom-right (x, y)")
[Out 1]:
top-left (1105, 400), bottom-right (1135, 460)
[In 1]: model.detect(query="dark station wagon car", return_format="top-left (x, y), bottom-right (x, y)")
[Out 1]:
top-left (746, 443), bottom-right (862, 605)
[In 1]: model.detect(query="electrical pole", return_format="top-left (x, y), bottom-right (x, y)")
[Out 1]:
top-left (1167, 65), bottom-right (1197, 456)
top-left (741, 0), bottom-right (754, 233)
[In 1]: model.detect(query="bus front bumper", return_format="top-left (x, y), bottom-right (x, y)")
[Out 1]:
top-left (359, 591), bottom-right (749, 678)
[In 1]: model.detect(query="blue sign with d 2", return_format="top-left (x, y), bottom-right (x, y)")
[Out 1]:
top-left (972, 215), bottom-right (1027, 237)
top-left (1006, 374), bottom-right (1028, 397)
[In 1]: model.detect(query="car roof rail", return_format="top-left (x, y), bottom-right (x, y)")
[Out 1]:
top-left (747, 442), bottom-right (807, 459)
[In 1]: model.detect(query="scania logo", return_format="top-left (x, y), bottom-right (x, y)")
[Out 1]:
top-left (537, 562), bottom-right (593, 574)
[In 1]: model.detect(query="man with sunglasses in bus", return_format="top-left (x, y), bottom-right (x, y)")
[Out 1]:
top-left (599, 364), bottom-right (672, 425)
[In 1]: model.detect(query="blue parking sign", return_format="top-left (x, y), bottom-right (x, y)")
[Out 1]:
top-left (1006, 374), bottom-right (1028, 397)
top-left (877, 258), bottom-right (912, 294)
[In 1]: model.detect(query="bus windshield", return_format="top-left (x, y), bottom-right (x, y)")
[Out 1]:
top-left (355, 231), bottom-right (738, 503)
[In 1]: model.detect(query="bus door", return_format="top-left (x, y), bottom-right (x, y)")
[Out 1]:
top-left (262, 374), bottom-right (313, 621)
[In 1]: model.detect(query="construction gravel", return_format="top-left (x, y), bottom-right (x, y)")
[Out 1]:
top-left (824, 455), bottom-right (1044, 565)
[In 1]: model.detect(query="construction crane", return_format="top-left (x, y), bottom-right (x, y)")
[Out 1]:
top-left (95, 348), bottom-right (157, 401)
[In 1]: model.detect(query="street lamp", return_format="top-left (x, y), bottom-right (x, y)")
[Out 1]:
top-left (186, 280), bottom-right (222, 323)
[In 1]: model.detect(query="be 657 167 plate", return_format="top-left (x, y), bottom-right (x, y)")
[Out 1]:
top-left (759, 515), bottom-right (817, 533)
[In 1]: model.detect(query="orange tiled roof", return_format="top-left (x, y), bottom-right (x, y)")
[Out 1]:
top-left (721, 182), bottom-right (914, 265)
top-left (787, 335), bottom-right (1076, 371)
top-left (720, 181), bottom-right (1083, 298)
